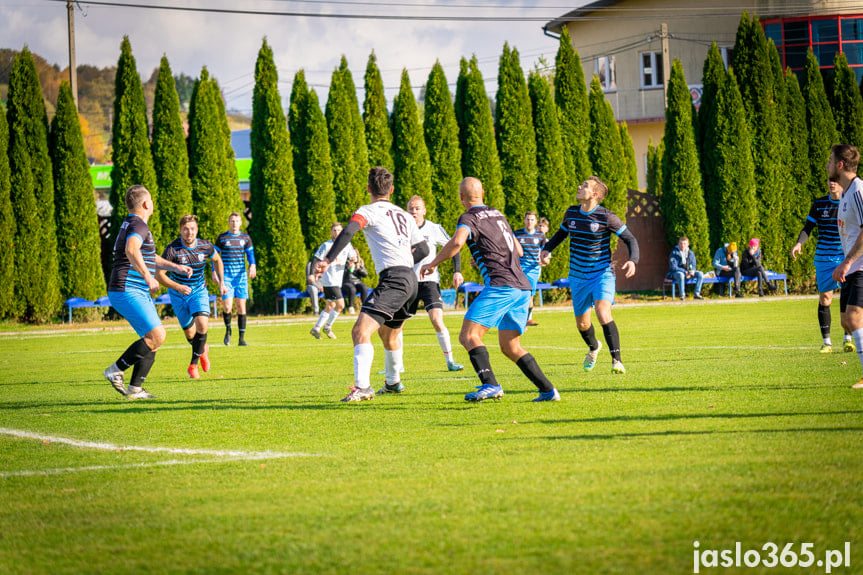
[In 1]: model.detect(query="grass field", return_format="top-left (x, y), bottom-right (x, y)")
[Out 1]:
top-left (1, 297), bottom-right (861, 574)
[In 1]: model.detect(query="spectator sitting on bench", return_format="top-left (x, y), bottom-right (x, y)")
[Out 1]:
top-left (667, 236), bottom-right (704, 300)
top-left (713, 241), bottom-right (743, 298)
top-left (741, 238), bottom-right (777, 297)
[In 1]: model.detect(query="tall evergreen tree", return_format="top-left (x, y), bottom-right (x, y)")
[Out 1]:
top-left (188, 69), bottom-right (242, 244)
top-left (619, 121), bottom-right (639, 189)
top-left (495, 43), bottom-right (537, 227)
top-left (831, 52), bottom-right (863, 150)
top-left (327, 61), bottom-right (366, 222)
top-left (300, 88), bottom-right (337, 252)
top-left (6, 47), bottom-right (61, 321)
top-left (109, 36), bottom-right (160, 249)
top-left (588, 77), bottom-right (627, 228)
top-left (424, 60), bottom-right (462, 232)
top-left (785, 69), bottom-right (818, 285)
top-left (555, 26), bottom-right (591, 200)
top-left (455, 55), bottom-right (504, 211)
top-left (391, 69), bottom-right (433, 215)
top-left (363, 51), bottom-right (393, 171)
top-left (340, 57), bottom-right (370, 177)
top-left (288, 69), bottom-right (311, 214)
top-left (802, 49), bottom-right (840, 203)
top-left (660, 60), bottom-right (710, 267)
top-left (698, 43), bottom-right (727, 180)
top-left (528, 69), bottom-right (568, 283)
top-left (50, 81), bottom-right (106, 308)
top-left (0, 104), bottom-right (14, 317)
top-left (646, 138), bottom-right (661, 196)
top-left (151, 55), bottom-right (192, 237)
top-left (248, 39), bottom-right (306, 301)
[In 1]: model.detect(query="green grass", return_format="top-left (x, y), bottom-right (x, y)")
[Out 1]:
top-left (1, 298), bottom-right (861, 574)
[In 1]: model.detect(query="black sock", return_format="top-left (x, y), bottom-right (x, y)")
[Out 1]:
top-left (579, 324), bottom-right (600, 351)
top-left (515, 353), bottom-right (553, 393)
top-left (129, 350), bottom-right (156, 388)
top-left (238, 314), bottom-right (247, 339)
top-left (116, 338), bottom-right (151, 371)
top-left (818, 304), bottom-right (831, 339)
top-left (191, 333), bottom-right (207, 365)
top-left (602, 321), bottom-right (622, 362)
top-left (224, 312), bottom-right (232, 331)
top-left (186, 335), bottom-right (194, 346)
top-left (468, 346), bottom-right (499, 387)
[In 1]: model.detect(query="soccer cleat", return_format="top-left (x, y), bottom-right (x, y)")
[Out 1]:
top-left (694, 293), bottom-right (704, 300)
top-left (844, 340), bottom-right (856, 353)
top-left (583, 341), bottom-right (603, 372)
top-left (199, 344), bottom-right (210, 372)
top-left (187, 364), bottom-right (201, 379)
top-left (819, 344), bottom-right (833, 354)
top-left (377, 381), bottom-right (405, 394)
top-left (310, 327), bottom-right (322, 340)
top-left (464, 384), bottom-right (504, 402)
top-left (238, 339), bottom-right (248, 347)
top-left (341, 386), bottom-right (375, 402)
top-left (852, 378), bottom-right (863, 389)
top-left (323, 326), bottom-right (337, 340)
top-left (223, 330), bottom-right (231, 346)
top-left (447, 361), bottom-right (465, 372)
top-left (526, 319), bottom-right (539, 327)
top-left (611, 360), bottom-right (626, 374)
top-left (532, 389), bottom-right (561, 402)
top-left (127, 386), bottom-right (156, 399)
top-left (104, 364), bottom-right (127, 396)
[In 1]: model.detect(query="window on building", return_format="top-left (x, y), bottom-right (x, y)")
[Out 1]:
top-left (596, 55), bottom-right (616, 91)
top-left (640, 51), bottom-right (663, 88)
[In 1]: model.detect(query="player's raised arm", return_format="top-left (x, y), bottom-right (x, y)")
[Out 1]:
top-left (420, 227), bottom-right (469, 279)
top-left (318, 220), bottom-right (362, 275)
top-left (212, 251), bottom-right (228, 296)
top-left (124, 234), bottom-right (160, 292)
top-left (540, 227), bottom-right (568, 265)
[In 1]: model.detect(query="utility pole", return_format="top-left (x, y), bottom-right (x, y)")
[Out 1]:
top-left (67, 0), bottom-right (78, 110)
top-left (661, 22), bottom-right (670, 107)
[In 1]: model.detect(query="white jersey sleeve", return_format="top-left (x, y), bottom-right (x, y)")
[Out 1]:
top-left (413, 221), bottom-right (451, 282)
top-left (839, 177), bottom-right (863, 274)
top-left (352, 201), bottom-right (420, 274)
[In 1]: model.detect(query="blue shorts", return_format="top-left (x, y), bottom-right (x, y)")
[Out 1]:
top-left (816, 260), bottom-right (842, 294)
top-left (570, 269), bottom-right (616, 317)
top-left (169, 288), bottom-right (210, 329)
top-left (223, 272), bottom-right (249, 300)
top-left (109, 290), bottom-right (162, 337)
top-left (523, 268), bottom-right (541, 294)
top-left (464, 286), bottom-right (531, 334)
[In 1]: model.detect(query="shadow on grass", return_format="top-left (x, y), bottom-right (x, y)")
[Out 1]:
top-left (541, 409), bottom-right (863, 425)
top-left (536, 426), bottom-right (863, 441)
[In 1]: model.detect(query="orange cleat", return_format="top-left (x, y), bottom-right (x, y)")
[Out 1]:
top-left (187, 364), bottom-right (200, 379)
top-left (200, 344), bottom-right (210, 373)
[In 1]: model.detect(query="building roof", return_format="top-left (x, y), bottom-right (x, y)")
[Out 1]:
top-left (544, 0), bottom-right (622, 34)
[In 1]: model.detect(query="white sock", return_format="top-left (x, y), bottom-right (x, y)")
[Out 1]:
top-left (845, 333), bottom-right (853, 343)
top-left (853, 328), bottom-right (863, 375)
top-left (314, 311), bottom-right (327, 330)
top-left (353, 343), bottom-right (374, 389)
top-left (385, 347), bottom-right (403, 384)
top-left (325, 309), bottom-right (341, 329)
top-left (436, 330), bottom-right (453, 362)
top-left (825, 336), bottom-right (833, 345)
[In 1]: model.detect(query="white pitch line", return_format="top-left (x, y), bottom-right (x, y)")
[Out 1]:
top-left (0, 427), bottom-right (319, 459)
top-left (0, 457), bottom-right (280, 478)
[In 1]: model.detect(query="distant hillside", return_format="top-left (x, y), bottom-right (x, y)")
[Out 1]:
top-left (0, 48), bottom-right (247, 163)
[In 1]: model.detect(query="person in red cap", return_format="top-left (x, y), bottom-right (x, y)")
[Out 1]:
top-left (740, 238), bottom-right (777, 297)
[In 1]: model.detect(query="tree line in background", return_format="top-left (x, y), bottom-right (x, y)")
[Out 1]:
top-left (650, 12), bottom-right (863, 285)
top-left (3, 10), bottom-right (858, 322)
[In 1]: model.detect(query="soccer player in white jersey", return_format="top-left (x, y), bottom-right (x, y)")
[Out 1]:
top-left (406, 195), bottom-right (465, 371)
top-left (830, 144), bottom-right (863, 388)
top-left (316, 167), bottom-right (429, 402)
top-left (310, 222), bottom-right (357, 340)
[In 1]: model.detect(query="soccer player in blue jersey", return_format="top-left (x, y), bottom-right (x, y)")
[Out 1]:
top-left (102, 185), bottom-right (192, 399)
top-left (420, 177), bottom-right (560, 402)
top-left (791, 179), bottom-right (854, 353)
top-left (541, 176), bottom-right (639, 374)
top-left (214, 212), bottom-right (256, 346)
top-left (157, 215), bottom-right (227, 379)
top-left (514, 211), bottom-right (547, 327)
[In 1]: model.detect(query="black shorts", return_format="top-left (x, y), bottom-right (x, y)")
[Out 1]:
top-left (361, 266), bottom-right (418, 329)
top-left (323, 286), bottom-right (343, 301)
top-left (409, 281), bottom-right (443, 314)
top-left (840, 271), bottom-right (863, 312)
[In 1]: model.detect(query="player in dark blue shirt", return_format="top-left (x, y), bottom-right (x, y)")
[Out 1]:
top-left (420, 177), bottom-right (560, 402)
top-left (103, 185), bottom-right (192, 399)
top-left (158, 215), bottom-right (227, 379)
top-left (542, 176), bottom-right (639, 375)
top-left (791, 179), bottom-right (853, 353)
top-left (514, 211), bottom-right (547, 326)
top-left (214, 212), bottom-right (256, 346)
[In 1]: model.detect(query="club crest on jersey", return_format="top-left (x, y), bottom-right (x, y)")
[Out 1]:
top-left (590, 222), bottom-right (600, 232)
top-left (198, 254), bottom-right (205, 262)
top-left (180, 256), bottom-right (188, 264)
top-left (823, 209), bottom-right (830, 218)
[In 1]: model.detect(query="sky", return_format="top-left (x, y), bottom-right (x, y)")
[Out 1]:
top-left (0, 0), bottom-right (588, 114)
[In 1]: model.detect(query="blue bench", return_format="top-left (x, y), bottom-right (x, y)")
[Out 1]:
top-left (662, 272), bottom-right (788, 299)
top-left (64, 293), bottom-right (220, 323)
top-left (457, 281), bottom-right (555, 308)
top-left (276, 288), bottom-right (310, 315)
